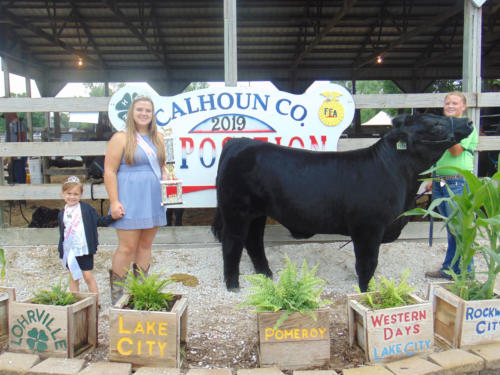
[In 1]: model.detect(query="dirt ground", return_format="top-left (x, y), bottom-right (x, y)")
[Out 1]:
top-left (0, 190), bottom-right (439, 372)
top-left (0, 243), bottom-right (365, 373)
top-left (2, 197), bottom-right (368, 372)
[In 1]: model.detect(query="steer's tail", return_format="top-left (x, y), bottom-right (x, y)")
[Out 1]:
top-left (211, 137), bottom-right (243, 243)
top-left (211, 206), bottom-right (223, 242)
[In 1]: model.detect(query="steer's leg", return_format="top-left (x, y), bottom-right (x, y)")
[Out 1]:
top-left (352, 232), bottom-right (382, 292)
top-left (245, 216), bottom-right (273, 279)
top-left (221, 209), bottom-right (251, 291)
top-left (222, 233), bottom-right (245, 291)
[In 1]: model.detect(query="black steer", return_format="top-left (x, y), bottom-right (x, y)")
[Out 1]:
top-left (212, 114), bottom-right (473, 292)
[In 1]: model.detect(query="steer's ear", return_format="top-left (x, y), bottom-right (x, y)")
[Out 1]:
top-left (392, 114), bottom-right (409, 128)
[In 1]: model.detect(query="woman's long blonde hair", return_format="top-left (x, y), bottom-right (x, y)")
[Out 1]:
top-left (124, 96), bottom-right (166, 166)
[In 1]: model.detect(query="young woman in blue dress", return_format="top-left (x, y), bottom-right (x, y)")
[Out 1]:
top-left (104, 96), bottom-right (167, 304)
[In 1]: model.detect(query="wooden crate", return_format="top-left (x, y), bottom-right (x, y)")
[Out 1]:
top-left (428, 282), bottom-right (500, 348)
top-left (348, 293), bottom-right (434, 363)
top-left (8, 292), bottom-right (97, 358)
top-left (257, 308), bottom-right (330, 369)
top-left (0, 287), bottom-right (16, 346)
top-left (109, 294), bottom-right (188, 367)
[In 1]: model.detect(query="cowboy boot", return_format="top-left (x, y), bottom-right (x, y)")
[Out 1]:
top-left (133, 263), bottom-right (150, 281)
top-left (109, 269), bottom-right (126, 306)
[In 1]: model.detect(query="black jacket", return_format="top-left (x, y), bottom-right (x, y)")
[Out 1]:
top-left (58, 202), bottom-right (114, 259)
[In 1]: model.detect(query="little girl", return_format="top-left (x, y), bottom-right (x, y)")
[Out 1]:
top-left (58, 176), bottom-right (114, 301)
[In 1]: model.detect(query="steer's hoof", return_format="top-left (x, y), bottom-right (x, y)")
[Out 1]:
top-left (225, 278), bottom-right (240, 292)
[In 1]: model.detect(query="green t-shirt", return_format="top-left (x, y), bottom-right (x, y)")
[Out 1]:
top-left (435, 126), bottom-right (478, 175)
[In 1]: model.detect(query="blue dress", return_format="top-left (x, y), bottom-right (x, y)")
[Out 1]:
top-left (109, 134), bottom-right (166, 229)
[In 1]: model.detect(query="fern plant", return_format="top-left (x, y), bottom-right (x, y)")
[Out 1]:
top-left (354, 268), bottom-right (415, 310)
top-left (115, 268), bottom-right (175, 311)
top-left (238, 256), bottom-right (331, 329)
top-left (31, 279), bottom-right (77, 306)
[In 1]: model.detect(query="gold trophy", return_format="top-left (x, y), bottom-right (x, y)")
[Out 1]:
top-left (161, 125), bottom-right (183, 205)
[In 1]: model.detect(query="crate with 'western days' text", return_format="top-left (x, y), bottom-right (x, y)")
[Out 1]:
top-left (348, 293), bottom-right (434, 363)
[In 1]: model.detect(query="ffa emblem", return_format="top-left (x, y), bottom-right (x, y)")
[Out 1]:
top-left (318, 91), bottom-right (344, 126)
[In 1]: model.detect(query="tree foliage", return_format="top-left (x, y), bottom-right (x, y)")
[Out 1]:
top-left (333, 80), bottom-right (404, 123)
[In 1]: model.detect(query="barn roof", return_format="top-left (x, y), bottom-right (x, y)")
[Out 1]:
top-left (0, 1), bottom-right (499, 94)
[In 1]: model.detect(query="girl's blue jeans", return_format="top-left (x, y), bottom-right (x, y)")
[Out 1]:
top-left (432, 177), bottom-right (471, 276)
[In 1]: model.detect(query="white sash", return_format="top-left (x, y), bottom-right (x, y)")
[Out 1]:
top-left (136, 133), bottom-right (161, 180)
top-left (62, 204), bottom-right (88, 281)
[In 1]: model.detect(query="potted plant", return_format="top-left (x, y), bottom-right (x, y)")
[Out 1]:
top-left (8, 278), bottom-right (97, 358)
top-left (347, 268), bottom-right (434, 363)
top-left (0, 248), bottom-right (16, 346)
top-left (238, 256), bottom-right (332, 369)
top-left (108, 268), bottom-right (188, 368)
top-left (403, 164), bottom-right (500, 348)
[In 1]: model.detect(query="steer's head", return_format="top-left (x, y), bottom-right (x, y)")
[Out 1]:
top-left (387, 113), bottom-right (473, 165)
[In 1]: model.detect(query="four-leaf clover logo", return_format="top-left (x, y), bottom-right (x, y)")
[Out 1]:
top-left (27, 328), bottom-right (49, 353)
top-left (115, 92), bottom-right (139, 121)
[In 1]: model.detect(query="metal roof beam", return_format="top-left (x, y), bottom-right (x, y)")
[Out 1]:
top-left (0, 4), bottom-right (102, 68)
top-left (101, 0), bottom-right (168, 68)
top-left (290, 0), bottom-right (357, 71)
top-left (68, 0), bottom-right (107, 68)
top-left (355, 0), bottom-right (463, 70)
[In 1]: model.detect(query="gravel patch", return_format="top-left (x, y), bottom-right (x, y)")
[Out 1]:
top-left (1, 239), bottom-right (493, 372)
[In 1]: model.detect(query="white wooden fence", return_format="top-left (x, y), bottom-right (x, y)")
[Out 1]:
top-left (0, 92), bottom-right (498, 243)
top-left (0, 93), bottom-right (499, 202)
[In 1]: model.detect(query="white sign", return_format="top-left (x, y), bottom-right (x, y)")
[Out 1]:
top-left (69, 112), bottom-right (99, 124)
top-left (108, 84), bottom-right (355, 207)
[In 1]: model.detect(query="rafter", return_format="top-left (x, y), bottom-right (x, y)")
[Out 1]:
top-left (68, 0), bottom-right (107, 68)
top-left (412, 22), bottom-right (453, 69)
top-left (101, 0), bottom-right (168, 68)
top-left (0, 4), bottom-right (102, 68)
top-left (290, 0), bottom-right (356, 71)
top-left (351, 0), bottom-right (389, 73)
top-left (355, 0), bottom-right (463, 70)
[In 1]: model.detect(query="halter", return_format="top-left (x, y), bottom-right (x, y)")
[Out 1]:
top-left (420, 116), bottom-right (457, 145)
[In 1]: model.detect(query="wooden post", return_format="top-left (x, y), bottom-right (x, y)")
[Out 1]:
top-left (0, 58), bottom-right (10, 227)
top-left (462, 0), bottom-right (483, 174)
top-left (54, 112), bottom-right (61, 139)
top-left (25, 76), bottom-right (33, 142)
top-left (43, 112), bottom-right (50, 182)
top-left (224, 0), bottom-right (237, 87)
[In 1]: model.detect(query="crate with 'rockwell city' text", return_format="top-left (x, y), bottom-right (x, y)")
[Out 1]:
top-left (428, 282), bottom-right (500, 348)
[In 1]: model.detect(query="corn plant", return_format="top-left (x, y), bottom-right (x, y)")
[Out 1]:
top-left (0, 248), bottom-right (5, 283)
top-left (403, 160), bottom-right (500, 300)
top-left (354, 268), bottom-right (415, 309)
top-left (238, 256), bottom-right (331, 329)
top-left (115, 268), bottom-right (175, 311)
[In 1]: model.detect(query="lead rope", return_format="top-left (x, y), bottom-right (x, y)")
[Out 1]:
top-left (429, 166), bottom-right (436, 247)
top-left (428, 117), bottom-right (454, 247)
